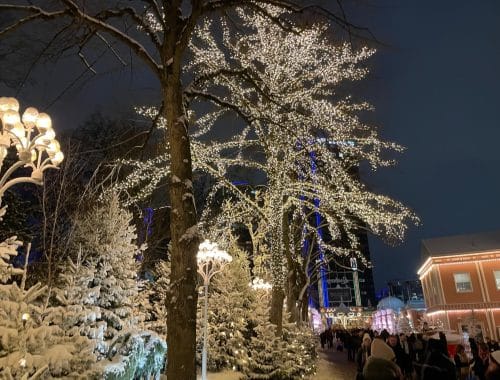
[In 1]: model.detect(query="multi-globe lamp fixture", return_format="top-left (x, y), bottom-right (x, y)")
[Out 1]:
top-left (197, 239), bottom-right (232, 380)
top-left (0, 97), bottom-right (63, 207)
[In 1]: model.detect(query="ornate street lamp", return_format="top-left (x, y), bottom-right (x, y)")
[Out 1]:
top-left (197, 239), bottom-right (232, 380)
top-left (0, 97), bottom-right (63, 216)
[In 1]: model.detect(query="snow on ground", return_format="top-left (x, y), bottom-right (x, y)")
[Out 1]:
top-left (199, 370), bottom-right (242, 379)
top-left (314, 346), bottom-right (357, 380)
top-left (192, 344), bottom-right (356, 379)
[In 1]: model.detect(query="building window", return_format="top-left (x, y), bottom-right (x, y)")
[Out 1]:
top-left (454, 272), bottom-right (472, 293)
top-left (494, 271), bottom-right (500, 290)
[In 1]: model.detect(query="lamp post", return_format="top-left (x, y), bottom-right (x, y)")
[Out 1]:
top-left (0, 97), bottom-right (64, 216)
top-left (197, 239), bottom-right (232, 380)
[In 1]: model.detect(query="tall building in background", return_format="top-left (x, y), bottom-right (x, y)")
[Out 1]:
top-left (307, 141), bottom-right (376, 309)
top-left (384, 279), bottom-right (424, 303)
top-left (308, 227), bottom-right (376, 309)
top-left (326, 231), bottom-right (376, 308)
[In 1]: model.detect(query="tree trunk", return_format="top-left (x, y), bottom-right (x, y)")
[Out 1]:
top-left (286, 267), bottom-right (298, 323)
top-left (165, 67), bottom-right (199, 379)
top-left (270, 204), bottom-right (289, 334)
top-left (270, 286), bottom-right (285, 334)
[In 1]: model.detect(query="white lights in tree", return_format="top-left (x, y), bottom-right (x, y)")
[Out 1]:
top-left (113, 5), bottom-right (418, 313)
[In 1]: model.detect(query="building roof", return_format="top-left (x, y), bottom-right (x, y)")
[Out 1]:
top-left (406, 298), bottom-right (426, 310)
top-left (421, 230), bottom-right (500, 259)
top-left (377, 296), bottom-right (405, 311)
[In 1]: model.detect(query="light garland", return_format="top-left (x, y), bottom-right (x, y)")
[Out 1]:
top-left (114, 6), bottom-right (417, 292)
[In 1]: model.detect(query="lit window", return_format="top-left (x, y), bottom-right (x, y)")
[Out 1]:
top-left (494, 271), bottom-right (500, 290)
top-left (454, 273), bottom-right (472, 293)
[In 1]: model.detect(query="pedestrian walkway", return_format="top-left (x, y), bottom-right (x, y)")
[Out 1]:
top-left (314, 346), bottom-right (357, 380)
top-left (192, 345), bottom-right (357, 380)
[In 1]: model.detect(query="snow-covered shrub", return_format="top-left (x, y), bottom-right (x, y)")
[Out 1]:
top-left (100, 331), bottom-right (167, 380)
top-left (0, 237), bottom-right (98, 378)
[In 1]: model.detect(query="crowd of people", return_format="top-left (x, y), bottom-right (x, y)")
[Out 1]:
top-left (319, 327), bottom-right (500, 380)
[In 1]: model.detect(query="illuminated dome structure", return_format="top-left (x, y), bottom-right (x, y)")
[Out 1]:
top-left (377, 296), bottom-right (405, 312)
top-left (372, 296), bottom-right (405, 334)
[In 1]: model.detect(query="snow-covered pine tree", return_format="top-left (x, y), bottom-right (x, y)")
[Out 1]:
top-left (0, 238), bottom-right (97, 378)
top-left (66, 192), bottom-right (167, 377)
top-left (396, 312), bottom-right (412, 335)
top-left (147, 258), bottom-right (171, 339)
top-left (70, 192), bottom-right (145, 357)
top-left (196, 245), bottom-right (252, 372)
top-left (52, 252), bottom-right (105, 357)
top-left (280, 323), bottom-right (317, 379)
top-left (242, 287), bottom-right (284, 379)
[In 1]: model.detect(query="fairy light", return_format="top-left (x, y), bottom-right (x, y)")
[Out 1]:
top-left (112, 6), bottom-right (417, 303)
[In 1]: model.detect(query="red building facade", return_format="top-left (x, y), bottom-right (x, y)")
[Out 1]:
top-left (418, 231), bottom-right (500, 341)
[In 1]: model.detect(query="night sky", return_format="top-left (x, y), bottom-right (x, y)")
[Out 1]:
top-left (2, 1), bottom-right (500, 292)
top-left (351, 0), bottom-right (500, 290)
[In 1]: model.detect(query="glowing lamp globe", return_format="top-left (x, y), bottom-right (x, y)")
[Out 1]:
top-left (35, 113), bottom-right (51, 132)
top-left (22, 107), bottom-right (39, 126)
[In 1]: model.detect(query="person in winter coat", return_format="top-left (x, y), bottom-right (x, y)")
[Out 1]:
top-left (420, 338), bottom-right (456, 380)
top-left (362, 338), bottom-right (403, 380)
top-left (454, 344), bottom-right (472, 380)
top-left (486, 350), bottom-right (500, 380)
top-left (472, 342), bottom-right (490, 380)
top-left (356, 333), bottom-right (372, 380)
top-left (387, 334), bottom-right (412, 377)
top-left (319, 330), bottom-right (327, 349)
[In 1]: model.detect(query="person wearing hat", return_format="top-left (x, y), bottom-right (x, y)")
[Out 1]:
top-left (486, 350), bottom-right (500, 380)
top-left (362, 338), bottom-right (403, 380)
top-left (356, 333), bottom-right (372, 380)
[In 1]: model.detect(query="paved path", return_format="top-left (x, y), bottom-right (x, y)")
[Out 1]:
top-left (314, 346), bottom-right (357, 380)
top-left (191, 345), bottom-right (357, 380)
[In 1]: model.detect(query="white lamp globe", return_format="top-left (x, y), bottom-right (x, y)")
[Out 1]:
top-left (22, 107), bottom-right (39, 126)
top-left (35, 113), bottom-right (51, 132)
top-left (2, 110), bottom-right (20, 128)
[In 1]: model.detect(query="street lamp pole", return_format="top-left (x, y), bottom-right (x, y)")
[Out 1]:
top-left (0, 97), bottom-right (64, 216)
top-left (197, 240), bottom-right (232, 380)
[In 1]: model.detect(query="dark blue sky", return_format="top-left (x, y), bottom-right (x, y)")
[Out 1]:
top-left (351, 0), bottom-right (500, 289)
top-left (3, 1), bottom-right (500, 292)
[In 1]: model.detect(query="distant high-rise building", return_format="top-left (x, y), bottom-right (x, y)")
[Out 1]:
top-left (385, 279), bottom-right (424, 303)
top-left (310, 230), bottom-right (376, 308)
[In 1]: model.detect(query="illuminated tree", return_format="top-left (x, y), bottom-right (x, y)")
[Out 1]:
top-left (0, 3), bottom-right (360, 377)
top-left (190, 7), bottom-right (417, 330)
top-left (0, 3), bottom-right (407, 377)
top-left (111, 6), bottom-right (417, 335)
